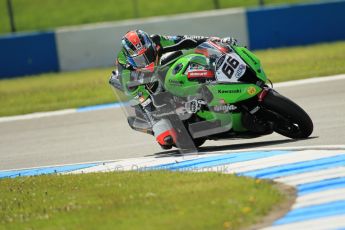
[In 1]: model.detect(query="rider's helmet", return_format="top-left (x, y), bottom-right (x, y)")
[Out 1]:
top-left (121, 30), bottom-right (157, 71)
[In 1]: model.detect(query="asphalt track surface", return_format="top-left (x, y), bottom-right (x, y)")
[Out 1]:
top-left (1, 76), bottom-right (345, 171)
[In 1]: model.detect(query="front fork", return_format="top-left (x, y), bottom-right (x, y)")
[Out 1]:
top-left (240, 87), bottom-right (274, 134)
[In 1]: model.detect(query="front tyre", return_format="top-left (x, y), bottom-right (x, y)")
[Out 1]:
top-left (261, 90), bottom-right (313, 139)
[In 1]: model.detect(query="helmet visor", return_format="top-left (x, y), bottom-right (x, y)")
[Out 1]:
top-left (130, 46), bottom-right (156, 68)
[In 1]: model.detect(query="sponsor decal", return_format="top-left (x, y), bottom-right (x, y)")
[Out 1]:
top-left (247, 86), bottom-right (257, 95)
top-left (215, 54), bottom-right (226, 70)
top-left (141, 98), bottom-right (151, 107)
top-left (187, 70), bottom-right (214, 79)
top-left (184, 99), bottom-right (207, 114)
top-left (163, 35), bottom-right (175, 40)
top-left (213, 104), bottom-right (238, 112)
top-left (235, 64), bottom-right (246, 78)
top-left (215, 53), bottom-right (246, 81)
top-left (139, 96), bottom-right (146, 103)
top-left (218, 89), bottom-right (242, 94)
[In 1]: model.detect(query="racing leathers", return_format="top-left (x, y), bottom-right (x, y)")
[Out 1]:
top-left (109, 34), bottom-right (237, 148)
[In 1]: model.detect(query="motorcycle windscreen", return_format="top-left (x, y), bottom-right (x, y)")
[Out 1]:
top-left (109, 67), bottom-right (199, 154)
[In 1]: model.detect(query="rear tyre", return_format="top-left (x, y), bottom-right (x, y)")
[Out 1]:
top-left (262, 90), bottom-right (313, 139)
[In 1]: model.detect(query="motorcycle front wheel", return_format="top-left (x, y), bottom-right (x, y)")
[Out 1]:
top-left (261, 89), bottom-right (313, 139)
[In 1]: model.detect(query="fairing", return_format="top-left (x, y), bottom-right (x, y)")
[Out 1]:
top-left (110, 66), bottom-right (199, 153)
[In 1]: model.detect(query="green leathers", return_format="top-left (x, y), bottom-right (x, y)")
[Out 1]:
top-left (111, 40), bottom-right (313, 150)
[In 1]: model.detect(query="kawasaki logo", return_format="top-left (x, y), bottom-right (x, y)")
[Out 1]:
top-left (218, 89), bottom-right (242, 94)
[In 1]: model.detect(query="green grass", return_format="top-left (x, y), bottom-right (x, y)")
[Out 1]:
top-left (0, 171), bottom-right (284, 230)
top-left (0, 0), bottom-right (315, 34)
top-left (256, 41), bottom-right (345, 82)
top-left (0, 68), bottom-right (115, 116)
top-left (1, 40), bottom-right (345, 117)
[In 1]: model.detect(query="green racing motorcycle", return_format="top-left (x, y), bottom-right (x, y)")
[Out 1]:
top-left (112, 40), bottom-right (313, 151)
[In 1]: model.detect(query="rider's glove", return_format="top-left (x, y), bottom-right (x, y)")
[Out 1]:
top-left (209, 36), bottom-right (221, 42)
top-left (183, 35), bottom-right (208, 41)
top-left (109, 70), bottom-right (123, 91)
top-left (209, 36), bottom-right (238, 46)
top-left (220, 37), bottom-right (238, 46)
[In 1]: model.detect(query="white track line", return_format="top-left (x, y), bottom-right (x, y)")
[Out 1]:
top-left (3, 146), bottom-right (343, 173)
top-left (195, 150), bottom-right (345, 174)
top-left (276, 166), bottom-right (345, 186)
top-left (262, 214), bottom-right (345, 230)
top-left (274, 73), bottom-right (345, 88)
top-left (0, 109), bottom-right (76, 123)
top-left (70, 153), bottom-right (222, 174)
top-left (72, 149), bottom-right (345, 175)
top-left (1, 74), bottom-right (344, 123)
top-left (293, 187), bottom-right (345, 209)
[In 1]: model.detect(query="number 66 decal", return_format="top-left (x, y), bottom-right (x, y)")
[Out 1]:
top-left (222, 56), bottom-right (240, 79)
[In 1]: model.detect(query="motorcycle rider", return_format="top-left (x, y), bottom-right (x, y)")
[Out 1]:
top-left (109, 29), bottom-right (237, 149)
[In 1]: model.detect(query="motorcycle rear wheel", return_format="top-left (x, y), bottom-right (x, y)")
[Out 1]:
top-left (262, 90), bottom-right (313, 139)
